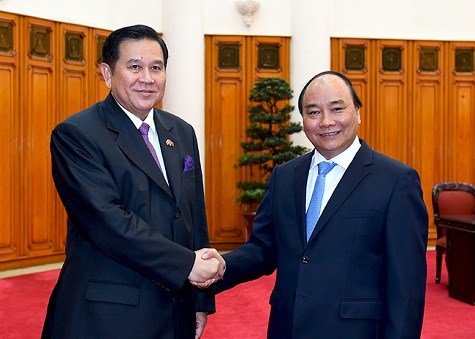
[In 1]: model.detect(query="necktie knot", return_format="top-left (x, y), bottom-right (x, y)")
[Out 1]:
top-left (318, 161), bottom-right (337, 175)
top-left (139, 123), bottom-right (150, 136)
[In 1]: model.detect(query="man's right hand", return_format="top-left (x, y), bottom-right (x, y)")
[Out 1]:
top-left (188, 248), bottom-right (226, 288)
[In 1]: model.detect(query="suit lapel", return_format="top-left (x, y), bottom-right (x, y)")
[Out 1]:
top-left (308, 140), bottom-right (373, 242)
top-left (154, 110), bottom-right (182, 203)
top-left (294, 152), bottom-right (313, 248)
top-left (103, 94), bottom-right (173, 198)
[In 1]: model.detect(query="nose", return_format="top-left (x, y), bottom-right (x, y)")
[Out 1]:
top-left (319, 111), bottom-right (335, 126)
top-left (139, 69), bottom-right (155, 84)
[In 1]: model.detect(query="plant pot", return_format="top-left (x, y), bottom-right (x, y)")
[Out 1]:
top-left (242, 210), bottom-right (256, 239)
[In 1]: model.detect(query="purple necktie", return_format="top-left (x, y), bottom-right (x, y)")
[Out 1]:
top-left (139, 123), bottom-right (163, 173)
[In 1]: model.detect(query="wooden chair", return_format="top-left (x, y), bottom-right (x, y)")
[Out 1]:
top-left (432, 182), bottom-right (475, 283)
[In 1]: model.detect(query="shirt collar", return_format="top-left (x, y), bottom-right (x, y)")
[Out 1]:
top-left (114, 99), bottom-right (155, 133)
top-left (310, 136), bottom-right (361, 170)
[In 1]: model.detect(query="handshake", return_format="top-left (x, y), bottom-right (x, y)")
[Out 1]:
top-left (188, 248), bottom-right (226, 288)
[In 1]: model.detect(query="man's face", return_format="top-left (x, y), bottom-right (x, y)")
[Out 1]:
top-left (301, 74), bottom-right (361, 159)
top-left (100, 39), bottom-right (166, 120)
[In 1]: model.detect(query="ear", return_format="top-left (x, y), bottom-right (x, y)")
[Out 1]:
top-left (100, 63), bottom-right (112, 89)
top-left (356, 109), bottom-right (361, 125)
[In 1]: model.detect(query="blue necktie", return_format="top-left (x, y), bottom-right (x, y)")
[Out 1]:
top-left (306, 161), bottom-right (337, 240)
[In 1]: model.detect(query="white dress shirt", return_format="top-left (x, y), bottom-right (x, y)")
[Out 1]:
top-left (116, 102), bottom-right (169, 185)
top-left (305, 137), bottom-right (361, 215)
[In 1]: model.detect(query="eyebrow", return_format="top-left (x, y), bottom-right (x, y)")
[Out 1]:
top-left (126, 58), bottom-right (164, 66)
top-left (303, 99), bottom-right (346, 110)
top-left (330, 99), bottom-right (345, 105)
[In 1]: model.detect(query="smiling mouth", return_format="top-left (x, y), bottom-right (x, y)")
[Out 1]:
top-left (320, 131), bottom-right (339, 137)
top-left (135, 90), bottom-right (157, 96)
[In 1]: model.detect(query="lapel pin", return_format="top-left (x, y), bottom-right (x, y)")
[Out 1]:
top-left (166, 139), bottom-right (175, 147)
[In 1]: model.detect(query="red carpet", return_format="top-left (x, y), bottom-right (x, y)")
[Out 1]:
top-left (0, 251), bottom-right (473, 338)
top-left (0, 269), bottom-right (59, 338)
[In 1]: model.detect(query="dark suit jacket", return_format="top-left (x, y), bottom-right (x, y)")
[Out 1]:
top-left (214, 140), bottom-right (428, 339)
top-left (42, 93), bottom-right (213, 339)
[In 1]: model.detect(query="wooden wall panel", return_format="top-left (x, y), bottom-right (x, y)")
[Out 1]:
top-left (375, 40), bottom-right (410, 163)
top-left (89, 28), bottom-right (110, 105)
top-left (331, 39), bottom-right (374, 146)
top-left (58, 23), bottom-right (89, 121)
top-left (22, 17), bottom-right (57, 256)
top-left (205, 35), bottom-right (290, 249)
top-left (251, 36), bottom-right (290, 81)
top-left (447, 42), bottom-right (475, 182)
top-left (0, 11), bottom-right (111, 270)
top-left (412, 41), bottom-right (444, 241)
top-left (0, 13), bottom-right (20, 261)
top-left (54, 23), bottom-right (89, 250)
top-left (331, 38), bottom-right (475, 246)
top-left (210, 79), bottom-right (246, 241)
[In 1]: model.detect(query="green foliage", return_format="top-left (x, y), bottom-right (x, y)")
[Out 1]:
top-left (236, 77), bottom-right (309, 206)
top-left (236, 181), bottom-right (266, 205)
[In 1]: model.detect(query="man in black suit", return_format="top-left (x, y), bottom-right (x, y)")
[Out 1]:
top-left (208, 71), bottom-right (428, 338)
top-left (42, 24), bottom-right (225, 339)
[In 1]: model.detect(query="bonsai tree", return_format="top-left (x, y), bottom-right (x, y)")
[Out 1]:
top-left (237, 77), bottom-right (308, 209)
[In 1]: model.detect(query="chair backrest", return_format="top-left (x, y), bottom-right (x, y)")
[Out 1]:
top-left (432, 182), bottom-right (475, 238)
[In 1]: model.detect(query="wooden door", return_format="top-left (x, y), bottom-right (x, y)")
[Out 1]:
top-left (331, 38), bottom-right (475, 245)
top-left (205, 35), bottom-right (290, 249)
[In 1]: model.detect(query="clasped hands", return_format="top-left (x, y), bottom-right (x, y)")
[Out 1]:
top-left (188, 248), bottom-right (226, 288)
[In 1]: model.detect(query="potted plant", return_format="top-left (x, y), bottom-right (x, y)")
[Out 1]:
top-left (237, 77), bottom-right (309, 236)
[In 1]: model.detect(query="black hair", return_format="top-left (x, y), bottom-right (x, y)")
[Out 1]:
top-left (102, 24), bottom-right (169, 71)
top-left (297, 70), bottom-right (362, 115)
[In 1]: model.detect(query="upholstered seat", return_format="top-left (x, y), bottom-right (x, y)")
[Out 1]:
top-left (432, 182), bottom-right (475, 283)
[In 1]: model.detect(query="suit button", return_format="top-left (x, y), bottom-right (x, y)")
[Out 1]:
top-left (174, 212), bottom-right (180, 219)
top-left (302, 256), bottom-right (309, 264)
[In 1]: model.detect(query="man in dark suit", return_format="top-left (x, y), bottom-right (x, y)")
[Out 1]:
top-left (42, 24), bottom-right (225, 339)
top-left (208, 71), bottom-right (428, 338)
